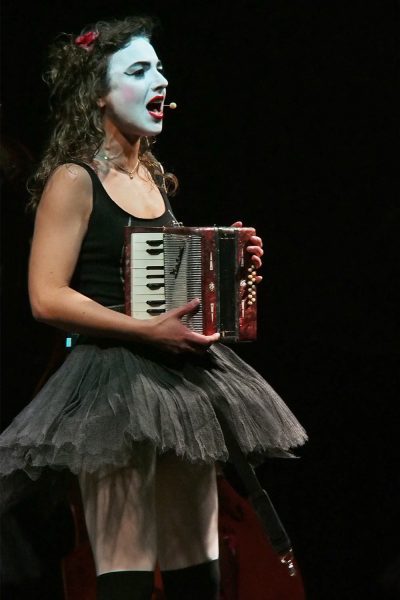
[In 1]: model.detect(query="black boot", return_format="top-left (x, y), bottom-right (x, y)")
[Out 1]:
top-left (162, 560), bottom-right (220, 600)
top-left (96, 570), bottom-right (154, 600)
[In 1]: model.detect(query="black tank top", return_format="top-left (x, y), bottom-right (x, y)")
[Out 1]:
top-left (70, 162), bottom-right (178, 306)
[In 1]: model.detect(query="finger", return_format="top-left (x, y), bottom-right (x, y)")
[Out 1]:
top-left (170, 298), bottom-right (200, 319)
top-left (251, 255), bottom-right (262, 269)
top-left (250, 235), bottom-right (263, 247)
top-left (255, 274), bottom-right (263, 284)
top-left (230, 221), bottom-right (243, 228)
top-left (247, 245), bottom-right (264, 257)
top-left (206, 332), bottom-right (220, 343)
top-left (187, 331), bottom-right (220, 346)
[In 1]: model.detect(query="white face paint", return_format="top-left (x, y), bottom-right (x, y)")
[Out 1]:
top-left (102, 36), bottom-right (168, 137)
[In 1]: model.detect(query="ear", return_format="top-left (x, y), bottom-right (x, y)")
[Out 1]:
top-left (97, 97), bottom-right (106, 108)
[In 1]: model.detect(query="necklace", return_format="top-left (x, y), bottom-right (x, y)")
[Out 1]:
top-left (99, 152), bottom-right (141, 179)
top-left (113, 159), bottom-right (141, 179)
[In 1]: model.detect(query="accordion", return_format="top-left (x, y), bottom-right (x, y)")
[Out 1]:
top-left (124, 226), bottom-right (257, 342)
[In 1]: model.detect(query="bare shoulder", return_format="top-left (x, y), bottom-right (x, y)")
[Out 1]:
top-left (45, 162), bottom-right (92, 188)
top-left (38, 163), bottom-right (93, 220)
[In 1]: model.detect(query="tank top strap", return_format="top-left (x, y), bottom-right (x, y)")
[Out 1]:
top-left (63, 160), bottom-right (106, 206)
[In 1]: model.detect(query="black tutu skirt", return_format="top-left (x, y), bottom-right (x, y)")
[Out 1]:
top-left (0, 339), bottom-right (307, 485)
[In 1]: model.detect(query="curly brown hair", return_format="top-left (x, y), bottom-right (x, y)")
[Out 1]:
top-left (28, 16), bottom-right (177, 209)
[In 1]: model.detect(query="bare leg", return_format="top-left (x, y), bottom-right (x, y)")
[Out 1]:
top-left (155, 454), bottom-right (219, 570)
top-left (79, 445), bottom-right (157, 575)
top-left (155, 454), bottom-right (219, 598)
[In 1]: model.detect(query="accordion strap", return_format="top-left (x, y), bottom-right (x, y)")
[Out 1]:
top-left (212, 404), bottom-right (297, 576)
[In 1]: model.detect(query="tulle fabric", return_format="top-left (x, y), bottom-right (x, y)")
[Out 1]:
top-left (0, 340), bottom-right (307, 483)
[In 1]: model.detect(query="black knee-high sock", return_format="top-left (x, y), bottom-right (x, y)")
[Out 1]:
top-left (162, 560), bottom-right (220, 600)
top-left (96, 571), bottom-right (154, 600)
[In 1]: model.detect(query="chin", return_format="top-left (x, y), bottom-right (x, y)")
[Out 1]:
top-left (144, 122), bottom-right (164, 136)
top-left (111, 114), bottom-right (164, 140)
top-left (129, 125), bottom-right (163, 139)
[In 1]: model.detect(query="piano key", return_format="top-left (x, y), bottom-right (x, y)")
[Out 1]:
top-left (130, 250), bottom-right (164, 261)
top-left (131, 268), bottom-right (164, 276)
top-left (146, 240), bottom-right (163, 247)
top-left (131, 232), bottom-right (163, 243)
top-left (132, 265), bottom-right (164, 272)
top-left (131, 309), bottom-right (166, 319)
top-left (131, 287), bottom-right (165, 297)
top-left (146, 283), bottom-right (165, 290)
top-left (146, 249), bottom-right (164, 256)
top-left (132, 273), bottom-right (164, 284)
top-left (146, 300), bottom-right (166, 307)
top-left (131, 293), bottom-right (165, 301)
top-left (132, 301), bottom-right (166, 311)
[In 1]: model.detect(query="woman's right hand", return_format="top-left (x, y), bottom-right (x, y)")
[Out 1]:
top-left (138, 299), bottom-right (220, 354)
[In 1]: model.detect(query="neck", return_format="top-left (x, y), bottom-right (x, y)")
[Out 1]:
top-left (101, 117), bottom-right (141, 169)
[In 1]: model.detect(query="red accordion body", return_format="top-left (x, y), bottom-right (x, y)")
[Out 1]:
top-left (124, 226), bottom-right (257, 342)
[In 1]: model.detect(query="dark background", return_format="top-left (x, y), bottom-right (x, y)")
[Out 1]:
top-left (1, 0), bottom-right (399, 599)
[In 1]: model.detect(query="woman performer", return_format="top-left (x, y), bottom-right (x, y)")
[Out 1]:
top-left (0, 16), bottom-right (307, 600)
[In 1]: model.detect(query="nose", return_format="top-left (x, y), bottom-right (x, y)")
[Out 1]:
top-left (153, 70), bottom-right (168, 91)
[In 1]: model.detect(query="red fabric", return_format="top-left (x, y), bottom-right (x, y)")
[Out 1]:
top-left (217, 477), bottom-right (305, 600)
top-left (74, 31), bottom-right (99, 51)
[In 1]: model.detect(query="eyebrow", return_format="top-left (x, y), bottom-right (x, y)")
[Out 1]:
top-left (126, 60), bottom-right (163, 70)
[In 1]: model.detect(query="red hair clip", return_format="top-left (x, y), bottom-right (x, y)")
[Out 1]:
top-left (74, 31), bottom-right (99, 51)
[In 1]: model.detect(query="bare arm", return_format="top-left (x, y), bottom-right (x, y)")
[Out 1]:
top-left (29, 164), bottom-right (219, 354)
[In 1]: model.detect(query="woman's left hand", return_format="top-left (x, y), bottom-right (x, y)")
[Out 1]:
top-left (231, 221), bottom-right (263, 284)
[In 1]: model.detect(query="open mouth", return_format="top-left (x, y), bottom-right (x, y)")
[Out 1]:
top-left (146, 96), bottom-right (164, 119)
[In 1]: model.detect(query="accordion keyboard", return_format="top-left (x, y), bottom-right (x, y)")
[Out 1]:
top-left (129, 232), bottom-right (204, 333)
